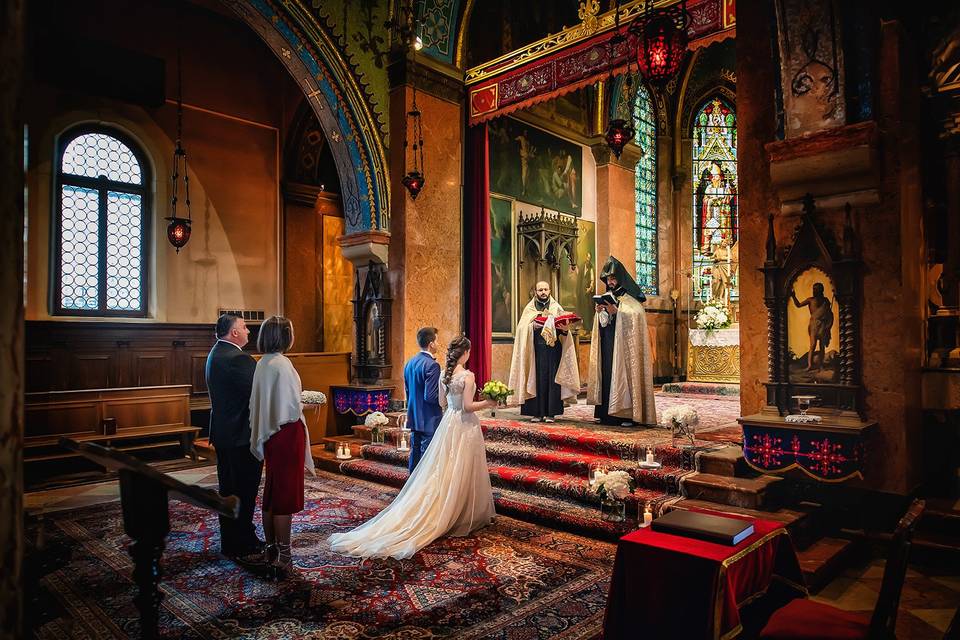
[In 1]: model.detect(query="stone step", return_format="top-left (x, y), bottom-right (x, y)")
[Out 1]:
top-left (696, 445), bottom-right (752, 477)
top-left (680, 472), bottom-right (786, 510)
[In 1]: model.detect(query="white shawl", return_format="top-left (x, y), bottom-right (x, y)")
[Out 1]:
top-left (249, 352), bottom-right (315, 475)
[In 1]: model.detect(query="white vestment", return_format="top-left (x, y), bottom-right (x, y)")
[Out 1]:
top-left (586, 293), bottom-right (657, 425)
top-left (507, 297), bottom-right (581, 406)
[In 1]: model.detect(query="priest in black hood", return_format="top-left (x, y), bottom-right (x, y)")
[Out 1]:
top-left (587, 256), bottom-right (657, 426)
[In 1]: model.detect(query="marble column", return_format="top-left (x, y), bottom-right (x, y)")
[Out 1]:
top-left (591, 142), bottom-right (641, 276)
top-left (0, 1), bottom-right (24, 637)
top-left (386, 58), bottom-right (465, 398)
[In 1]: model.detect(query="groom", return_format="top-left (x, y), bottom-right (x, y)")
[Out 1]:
top-left (404, 327), bottom-right (443, 472)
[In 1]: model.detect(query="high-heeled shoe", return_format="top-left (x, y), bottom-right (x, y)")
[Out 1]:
top-left (267, 543), bottom-right (294, 580)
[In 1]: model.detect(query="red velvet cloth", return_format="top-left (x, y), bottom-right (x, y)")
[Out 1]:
top-left (465, 123), bottom-right (491, 387)
top-left (263, 420), bottom-right (306, 515)
top-left (603, 512), bottom-right (806, 640)
top-left (759, 598), bottom-right (870, 639)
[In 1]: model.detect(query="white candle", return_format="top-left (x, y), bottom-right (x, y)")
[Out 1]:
top-left (645, 449), bottom-right (654, 465)
top-left (643, 510), bottom-right (653, 526)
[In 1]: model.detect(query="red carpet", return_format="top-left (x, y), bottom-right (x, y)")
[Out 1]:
top-left (28, 470), bottom-right (613, 639)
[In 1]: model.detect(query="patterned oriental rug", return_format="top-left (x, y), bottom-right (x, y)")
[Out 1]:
top-left (337, 393), bottom-right (741, 540)
top-left (28, 470), bottom-right (613, 640)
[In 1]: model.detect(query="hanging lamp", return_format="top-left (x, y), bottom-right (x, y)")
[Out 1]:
top-left (166, 33), bottom-right (192, 252)
top-left (604, 1), bottom-right (634, 159)
top-left (629, 0), bottom-right (689, 86)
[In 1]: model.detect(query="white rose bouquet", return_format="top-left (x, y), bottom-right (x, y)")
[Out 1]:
top-left (364, 411), bottom-right (389, 443)
top-left (301, 390), bottom-right (327, 405)
top-left (594, 469), bottom-right (636, 502)
top-left (661, 404), bottom-right (699, 446)
top-left (695, 300), bottom-right (732, 331)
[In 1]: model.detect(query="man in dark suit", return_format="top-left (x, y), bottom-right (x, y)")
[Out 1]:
top-left (205, 313), bottom-right (263, 562)
top-left (404, 327), bottom-right (443, 472)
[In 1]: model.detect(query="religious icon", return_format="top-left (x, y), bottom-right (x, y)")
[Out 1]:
top-left (787, 267), bottom-right (840, 384)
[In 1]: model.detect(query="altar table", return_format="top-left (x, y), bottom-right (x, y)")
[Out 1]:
top-left (602, 512), bottom-right (805, 640)
top-left (688, 327), bottom-right (740, 384)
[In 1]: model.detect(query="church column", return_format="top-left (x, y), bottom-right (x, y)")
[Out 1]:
top-left (0, 0), bottom-right (24, 636)
top-left (385, 56), bottom-right (465, 398)
top-left (591, 143), bottom-right (641, 276)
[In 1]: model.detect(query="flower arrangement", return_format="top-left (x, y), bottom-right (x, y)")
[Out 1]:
top-left (661, 404), bottom-right (699, 446)
top-left (364, 411), bottom-right (389, 444)
top-left (695, 300), bottom-right (732, 331)
top-left (301, 390), bottom-right (327, 405)
top-left (481, 380), bottom-right (513, 405)
top-left (593, 469), bottom-right (636, 502)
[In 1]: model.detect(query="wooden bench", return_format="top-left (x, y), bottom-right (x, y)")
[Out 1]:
top-left (25, 385), bottom-right (201, 464)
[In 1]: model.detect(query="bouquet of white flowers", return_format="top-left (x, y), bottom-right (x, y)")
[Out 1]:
top-left (301, 390), bottom-right (327, 405)
top-left (593, 469), bottom-right (635, 502)
top-left (364, 411), bottom-right (389, 427)
top-left (695, 300), bottom-right (732, 331)
top-left (661, 404), bottom-right (699, 446)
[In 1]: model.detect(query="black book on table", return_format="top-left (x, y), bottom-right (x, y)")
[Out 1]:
top-left (650, 510), bottom-right (755, 546)
top-left (592, 292), bottom-right (619, 307)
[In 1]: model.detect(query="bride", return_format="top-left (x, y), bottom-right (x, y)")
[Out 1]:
top-left (328, 335), bottom-right (497, 559)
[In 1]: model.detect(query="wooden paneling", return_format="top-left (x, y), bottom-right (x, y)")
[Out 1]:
top-left (284, 351), bottom-right (351, 441)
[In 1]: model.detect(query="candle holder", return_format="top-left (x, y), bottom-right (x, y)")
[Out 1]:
top-left (397, 429), bottom-right (411, 452)
top-left (639, 502), bottom-right (654, 528)
top-left (638, 447), bottom-right (661, 469)
top-left (587, 462), bottom-right (607, 488)
top-left (335, 443), bottom-right (352, 460)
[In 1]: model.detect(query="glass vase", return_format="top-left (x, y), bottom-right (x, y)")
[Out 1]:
top-left (370, 426), bottom-right (385, 445)
top-left (600, 498), bottom-right (626, 523)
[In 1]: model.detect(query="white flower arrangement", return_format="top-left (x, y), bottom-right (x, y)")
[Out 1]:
top-left (301, 390), bottom-right (327, 405)
top-left (594, 469), bottom-right (635, 502)
top-left (695, 300), bottom-right (732, 331)
top-left (661, 404), bottom-right (699, 446)
top-left (364, 411), bottom-right (389, 427)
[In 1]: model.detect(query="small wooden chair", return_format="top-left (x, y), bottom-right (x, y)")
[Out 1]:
top-left (759, 499), bottom-right (925, 640)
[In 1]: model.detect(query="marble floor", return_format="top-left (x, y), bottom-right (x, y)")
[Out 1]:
top-left (24, 469), bottom-right (960, 639)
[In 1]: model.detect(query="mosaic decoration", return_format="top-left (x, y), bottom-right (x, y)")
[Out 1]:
top-left (418, 0), bottom-right (461, 65)
top-left (226, 0), bottom-right (389, 234)
top-left (633, 82), bottom-right (658, 296)
top-left (743, 423), bottom-right (865, 482)
top-left (332, 385), bottom-right (391, 416)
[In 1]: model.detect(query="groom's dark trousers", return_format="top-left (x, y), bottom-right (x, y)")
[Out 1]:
top-left (205, 340), bottom-right (262, 555)
top-left (404, 351), bottom-right (443, 472)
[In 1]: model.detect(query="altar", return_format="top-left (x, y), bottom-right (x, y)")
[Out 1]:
top-left (687, 327), bottom-right (740, 384)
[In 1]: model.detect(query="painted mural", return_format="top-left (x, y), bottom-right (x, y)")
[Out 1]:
top-left (490, 195), bottom-right (515, 336)
top-left (488, 118), bottom-right (583, 216)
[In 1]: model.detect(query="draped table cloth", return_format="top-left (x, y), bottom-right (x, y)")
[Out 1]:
top-left (603, 512), bottom-right (806, 640)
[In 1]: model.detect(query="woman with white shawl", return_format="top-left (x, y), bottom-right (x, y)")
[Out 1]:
top-left (249, 316), bottom-right (314, 577)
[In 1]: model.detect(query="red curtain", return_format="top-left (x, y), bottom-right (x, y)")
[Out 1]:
top-left (465, 123), bottom-right (491, 386)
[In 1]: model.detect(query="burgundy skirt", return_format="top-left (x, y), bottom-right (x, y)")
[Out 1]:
top-left (263, 419), bottom-right (306, 515)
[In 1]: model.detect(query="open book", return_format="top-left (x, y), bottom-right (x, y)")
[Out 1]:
top-left (592, 291), bottom-right (619, 307)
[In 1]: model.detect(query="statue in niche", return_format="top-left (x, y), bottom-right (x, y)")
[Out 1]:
top-left (791, 282), bottom-right (834, 372)
top-left (710, 240), bottom-right (737, 308)
top-left (365, 303), bottom-right (382, 361)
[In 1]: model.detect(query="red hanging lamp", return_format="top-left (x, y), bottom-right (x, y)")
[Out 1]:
top-left (166, 27), bottom-right (192, 253)
top-left (400, 0), bottom-right (426, 200)
top-left (629, 0), bottom-right (689, 86)
top-left (604, 4), bottom-right (634, 159)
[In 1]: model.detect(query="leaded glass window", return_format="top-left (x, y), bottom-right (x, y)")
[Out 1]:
top-left (692, 97), bottom-right (738, 305)
top-left (54, 128), bottom-right (149, 316)
top-left (634, 82), bottom-right (658, 296)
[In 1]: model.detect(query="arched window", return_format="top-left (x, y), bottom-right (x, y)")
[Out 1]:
top-left (54, 127), bottom-right (150, 316)
top-left (634, 82), bottom-right (658, 296)
top-left (692, 96), bottom-right (738, 304)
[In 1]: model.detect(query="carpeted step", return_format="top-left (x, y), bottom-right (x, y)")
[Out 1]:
top-left (680, 472), bottom-right (786, 510)
top-left (339, 457), bottom-right (409, 488)
top-left (361, 443), bottom-right (411, 467)
top-left (695, 445), bottom-right (751, 477)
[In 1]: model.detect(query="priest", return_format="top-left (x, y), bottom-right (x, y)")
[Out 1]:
top-left (587, 256), bottom-right (657, 427)
top-left (508, 281), bottom-right (581, 423)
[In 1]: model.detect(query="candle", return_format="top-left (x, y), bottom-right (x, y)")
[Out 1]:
top-left (645, 448), bottom-right (654, 465)
top-left (643, 507), bottom-right (653, 526)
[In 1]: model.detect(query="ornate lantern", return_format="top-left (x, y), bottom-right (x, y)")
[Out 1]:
top-left (629, 0), bottom-right (689, 85)
top-left (605, 118), bottom-right (635, 159)
top-left (401, 169), bottom-right (425, 199)
top-left (166, 47), bottom-right (192, 253)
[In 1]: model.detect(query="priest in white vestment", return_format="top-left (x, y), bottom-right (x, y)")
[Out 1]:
top-left (508, 281), bottom-right (580, 423)
top-left (587, 256), bottom-right (657, 427)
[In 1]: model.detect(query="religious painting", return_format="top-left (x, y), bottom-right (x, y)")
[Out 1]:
top-left (490, 194), bottom-right (516, 337)
top-left (787, 267), bottom-right (841, 385)
top-left (488, 117), bottom-right (583, 216)
top-left (774, 0), bottom-right (846, 137)
top-left (558, 219), bottom-right (597, 342)
top-left (692, 97), bottom-right (738, 305)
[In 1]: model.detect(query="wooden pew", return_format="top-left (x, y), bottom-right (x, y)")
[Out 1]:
top-left (25, 385), bottom-right (200, 463)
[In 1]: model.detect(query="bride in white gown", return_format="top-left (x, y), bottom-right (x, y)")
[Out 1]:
top-left (328, 335), bottom-right (497, 559)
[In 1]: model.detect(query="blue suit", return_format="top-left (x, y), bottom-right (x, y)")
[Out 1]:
top-left (404, 351), bottom-right (443, 472)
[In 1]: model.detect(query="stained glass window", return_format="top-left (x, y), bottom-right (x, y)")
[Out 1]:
top-left (634, 82), bottom-right (658, 296)
top-left (692, 97), bottom-right (738, 305)
top-left (55, 128), bottom-right (149, 316)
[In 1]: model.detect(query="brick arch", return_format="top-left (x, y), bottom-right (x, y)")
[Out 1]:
top-left (222, 0), bottom-right (389, 234)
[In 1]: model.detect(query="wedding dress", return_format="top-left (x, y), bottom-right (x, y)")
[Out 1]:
top-left (327, 369), bottom-right (495, 559)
